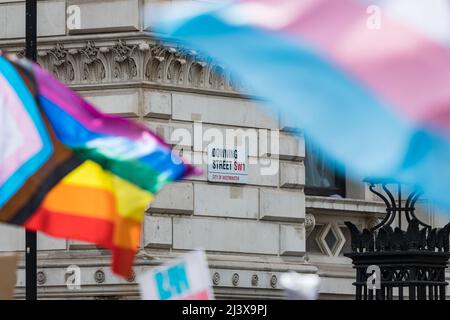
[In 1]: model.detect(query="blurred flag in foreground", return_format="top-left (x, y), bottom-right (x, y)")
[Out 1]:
top-left (0, 54), bottom-right (197, 277)
top-left (138, 251), bottom-right (214, 300)
top-left (150, 0), bottom-right (450, 211)
top-left (280, 272), bottom-right (321, 300)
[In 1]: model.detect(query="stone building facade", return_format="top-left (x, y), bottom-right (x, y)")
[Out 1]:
top-left (0, 0), bottom-right (448, 299)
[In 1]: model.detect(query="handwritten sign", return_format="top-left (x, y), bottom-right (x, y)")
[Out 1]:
top-left (138, 251), bottom-right (214, 300)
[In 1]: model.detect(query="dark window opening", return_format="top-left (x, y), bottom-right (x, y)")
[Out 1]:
top-left (304, 138), bottom-right (346, 197)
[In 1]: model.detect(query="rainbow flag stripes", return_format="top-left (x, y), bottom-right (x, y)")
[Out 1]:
top-left (0, 54), bottom-right (197, 277)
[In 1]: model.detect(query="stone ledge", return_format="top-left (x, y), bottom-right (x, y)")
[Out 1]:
top-left (279, 161), bottom-right (305, 189)
top-left (11, 250), bottom-right (317, 299)
top-left (260, 189), bottom-right (305, 222)
top-left (319, 276), bottom-right (356, 296)
top-left (67, 0), bottom-right (140, 34)
top-left (193, 184), bottom-right (259, 219)
top-left (142, 216), bottom-right (173, 249)
top-left (0, 0), bottom-right (66, 39)
top-left (148, 182), bottom-right (194, 215)
top-left (172, 216), bottom-right (280, 254)
top-left (279, 225), bottom-right (306, 256)
top-left (306, 196), bottom-right (387, 215)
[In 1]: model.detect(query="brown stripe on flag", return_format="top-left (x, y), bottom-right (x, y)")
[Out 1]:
top-left (0, 116), bottom-right (80, 223)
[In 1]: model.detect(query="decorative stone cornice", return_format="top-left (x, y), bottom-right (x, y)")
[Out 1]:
top-left (4, 39), bottom-right (243, 93)
top-left (11, 251), bottom-right (316, 299)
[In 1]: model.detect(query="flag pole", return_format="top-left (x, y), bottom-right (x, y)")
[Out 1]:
top-left (25, 0), bottom-right (38, 301)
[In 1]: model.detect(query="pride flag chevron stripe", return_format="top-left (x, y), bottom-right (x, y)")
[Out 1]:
top-left (0, 54), bottom-right (198, 277)
top-left (0, 56), bottom-right (53, 207)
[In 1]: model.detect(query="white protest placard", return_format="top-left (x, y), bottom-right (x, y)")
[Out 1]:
top-left (207, 145), bottom-right (248, 184)
top-left (138, 251), bottom-right (214, 300)
top-left (280, 272), bottom-right (321, 300)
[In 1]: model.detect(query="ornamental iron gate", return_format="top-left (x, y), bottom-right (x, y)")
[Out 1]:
top-left (345, 180), bottom-right (450, 300)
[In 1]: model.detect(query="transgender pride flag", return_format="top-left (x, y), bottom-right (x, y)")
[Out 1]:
top-left (151, 0), bottom-right (450, 211)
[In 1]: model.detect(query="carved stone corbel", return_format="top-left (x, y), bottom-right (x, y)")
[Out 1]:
top-left (305, 213), bottom-right (316, 237)
top-left (47, 43), bottom-right (76, 83)
top-left (111, 40), bottom-right (138, 81)
top-left (79, 41), bottom-right (106, 83)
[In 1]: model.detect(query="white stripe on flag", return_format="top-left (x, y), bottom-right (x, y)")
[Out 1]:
top-left (361, 0), bottom-right (450, 46)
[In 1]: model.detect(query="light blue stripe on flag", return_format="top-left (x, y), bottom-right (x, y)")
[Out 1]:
top-left (153, 12), bottom-right (450, 212)
top-left (0, 57), bottom-right (53, 206)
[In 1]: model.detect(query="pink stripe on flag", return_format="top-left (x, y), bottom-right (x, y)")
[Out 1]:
top-left (181, 290), bottom-right (212, 300)
top-left (0, 73), bottom-right (43, 184)
top-left (251, 0), bottom-right (450, 132)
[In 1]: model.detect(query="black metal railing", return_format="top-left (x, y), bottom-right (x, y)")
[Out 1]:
top-left (345, 180), bottom-right (450, 300)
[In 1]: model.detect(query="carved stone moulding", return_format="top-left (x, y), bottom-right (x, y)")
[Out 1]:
top-left (3, 39), bottom-right (243, 93)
